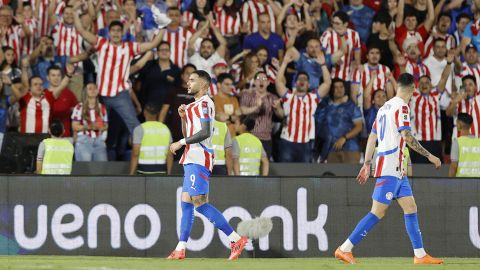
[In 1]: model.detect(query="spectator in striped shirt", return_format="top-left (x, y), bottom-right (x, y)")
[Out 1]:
top-left (0, 45), bottom-right (21, 96)
top-left (163, 6), bottom-right (192, 67)
top-left (395, 37), bottom-right (430, 85)
top-left (71, 82), bottom-right (108, 161)
top-left (182, 0), bottom-right (211, 30)
top-left (446, 75), bottom-right (480, 138)
top-left (455, 44), bottom-right (480, 93)
top-left (241, 0), bottom-right (279, 34)
top-left (0, 5), bottom-right (32, 64)
top-left (73, 2), bottom-right (165, 134)
top-left (10, 59), bottom-right (74, 134)
top-left (394, 0), bottom-right (434, 55)
top-left (423, 12), bottom-right (456, 57)
top-left (363, 73), bottom-right (387, 136)
top-left (409, 51), bottom-right (454, 163)
top-left (275, 47), bottom-right (331, 162)
top-left (320, 11), bottom-right (361, 82)
top-left (187, 14), bottom-right (227, 77)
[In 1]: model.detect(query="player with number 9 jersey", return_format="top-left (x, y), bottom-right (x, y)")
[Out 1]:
top-left (371, 97), bottom-right (411, 179)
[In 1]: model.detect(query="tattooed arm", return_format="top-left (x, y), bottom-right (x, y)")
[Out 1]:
top-left (401, 129), bottom-right (441, 168)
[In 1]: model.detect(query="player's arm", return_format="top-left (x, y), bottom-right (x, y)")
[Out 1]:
top-left (167, 137), bottom-right (174, 175)
top-left (357, 131), bottom-right (377, 184)
top-left (170, 119), bottom-right (212, 154)
top-left (401, 129), bottom-right (441, 167)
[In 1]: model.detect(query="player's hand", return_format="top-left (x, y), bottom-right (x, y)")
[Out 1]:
top-left (178, 104), bottom-right (186, 119)
top-left (356, 163), bottom-right (370, 184)
top-left (170, 141), bottom-right (183, 155)
top-left (428, 154), bottom-right (441, 169)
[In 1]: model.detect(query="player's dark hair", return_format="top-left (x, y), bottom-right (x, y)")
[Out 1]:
top-left (47, 65), bottom-right (62, 75)
top-left (182, 64), bottom-right (197, 74)
top-left (456, 13), bottom-right (471, 23)
top-left (296, 71), bottom-right (310, 81)
top-left (144, 102), bottom-right (160, 116)
top-left (217, 73), bottom-right (234, 84)
top-left (462, 75), bottom-right (477, 86)
top-left (457, 113), bottom-right (473, 127)
top-left (192, 70), bottom-right (211, 85)
top-left (397, 73), bottom-right (415, 90)
top-left (109, 20), bottom-right (124, 31)
top-left (332, 11), bottom-right (349, 24)
top-left (240, 115), bottom-right (256, 131)
top-left (50, 119), bottom-right (64, 137)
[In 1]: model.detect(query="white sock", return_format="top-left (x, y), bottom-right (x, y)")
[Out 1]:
top-left (175, 241), bottom-right (187, 251)
top-left (414, 248), bottom-right (426, 258)
top-left (228, 231), bottom-right (241, 242)
top-left (340, 239), bottom-right (354, 252)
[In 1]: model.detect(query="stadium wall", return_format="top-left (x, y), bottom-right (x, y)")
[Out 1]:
top-left (0, 176), bottom-right (479, 258)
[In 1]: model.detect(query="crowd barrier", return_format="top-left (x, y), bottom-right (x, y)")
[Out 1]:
top-left (0, 176), bottom-right (478, 257)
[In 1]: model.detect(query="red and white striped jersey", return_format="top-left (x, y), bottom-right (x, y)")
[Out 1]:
top-left (71, 102), bottom-right (108, 138)
top-left (52, 22), bottom-right (83, 57)
top-left (20, 18), bottom-right (38, 57)
top-left (181, 10), bottom-right (199, 31)
top-left (19, 90), bottom-right (55, 134)
top-left (281, 91), bottom-right (320, 143)
top-left (404, 59), bottom-right (430, 86)
top-left (35, 0), bottom-right (50, 37)
top-left (410, 89), bottom-right (442, 141)
top-left (423, 27), bottom-right (456, 57)
top-left (454, 95), bottom-right (480, 138)
top-left (179, 95), bottom-right (215, 171)
top-left (320, 28), bottom-right (361, 81)
top-left (264, 64), bottom-right (277, 83)
top-left (241, 0), bottom-right (276, 34)
top-left (372, 97), bottom-right (411, 178)
top-left (95, 37), bottom-right (140, 97)
top-left (460, 63), bottom-right (480, 93)
top-left (163, 27), bottom-right (192, 67)
top-left (214, 4), bottom-right (241, 36)
top-left (352, 64), bottom-right (391, 105)
top-left (2, 25), bottom-right (23, 63)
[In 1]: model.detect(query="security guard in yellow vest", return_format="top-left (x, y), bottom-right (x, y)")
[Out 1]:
top-left (130, 103), bottom-right (173, 175)
top-left (212, 120), bottom-right (233, 175)
top-left (36, 120), bottom-right (74, 175)
top-left (232, 116), bottom-right (269, 176)
top-left (449, 113), bottom-right (480, 177)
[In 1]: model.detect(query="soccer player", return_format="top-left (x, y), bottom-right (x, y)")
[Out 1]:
top-left (168, 70), bottom-right (248, 260)
top-left (334, 73), bottom-right (444, 264)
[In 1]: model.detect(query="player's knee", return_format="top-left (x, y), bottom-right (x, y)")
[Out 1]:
top-left (370, 210), bottom-right (386, 219)
top-left (402, 203), bottom-right (417, 214)
top-left (192, 194), bottom-right (208, 207)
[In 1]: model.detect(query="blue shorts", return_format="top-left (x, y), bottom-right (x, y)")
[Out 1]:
top-left (372, 176), bottom-right (413, 205)
top-left (182, 164), bottom-right (210, 196)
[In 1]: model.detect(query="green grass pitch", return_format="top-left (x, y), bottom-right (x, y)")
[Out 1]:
top-left (0, 256), bottom-right (479, 270)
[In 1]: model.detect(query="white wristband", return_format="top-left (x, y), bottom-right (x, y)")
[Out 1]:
top-left (179, 138), bottom-right (186, 145)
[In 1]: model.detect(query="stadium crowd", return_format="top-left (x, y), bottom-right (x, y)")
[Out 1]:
top-left (1, 0), bottom-right (480, 176)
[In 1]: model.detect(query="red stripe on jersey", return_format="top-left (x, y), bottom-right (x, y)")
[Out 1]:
top-left (375, 156), bottom-right (385, 178)
top-left (287, 96), bottom-right (295, 138)
top-left (421, 99), bottom-right (427, 141)
top-left (395, 109), bottom-right (399, 129)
